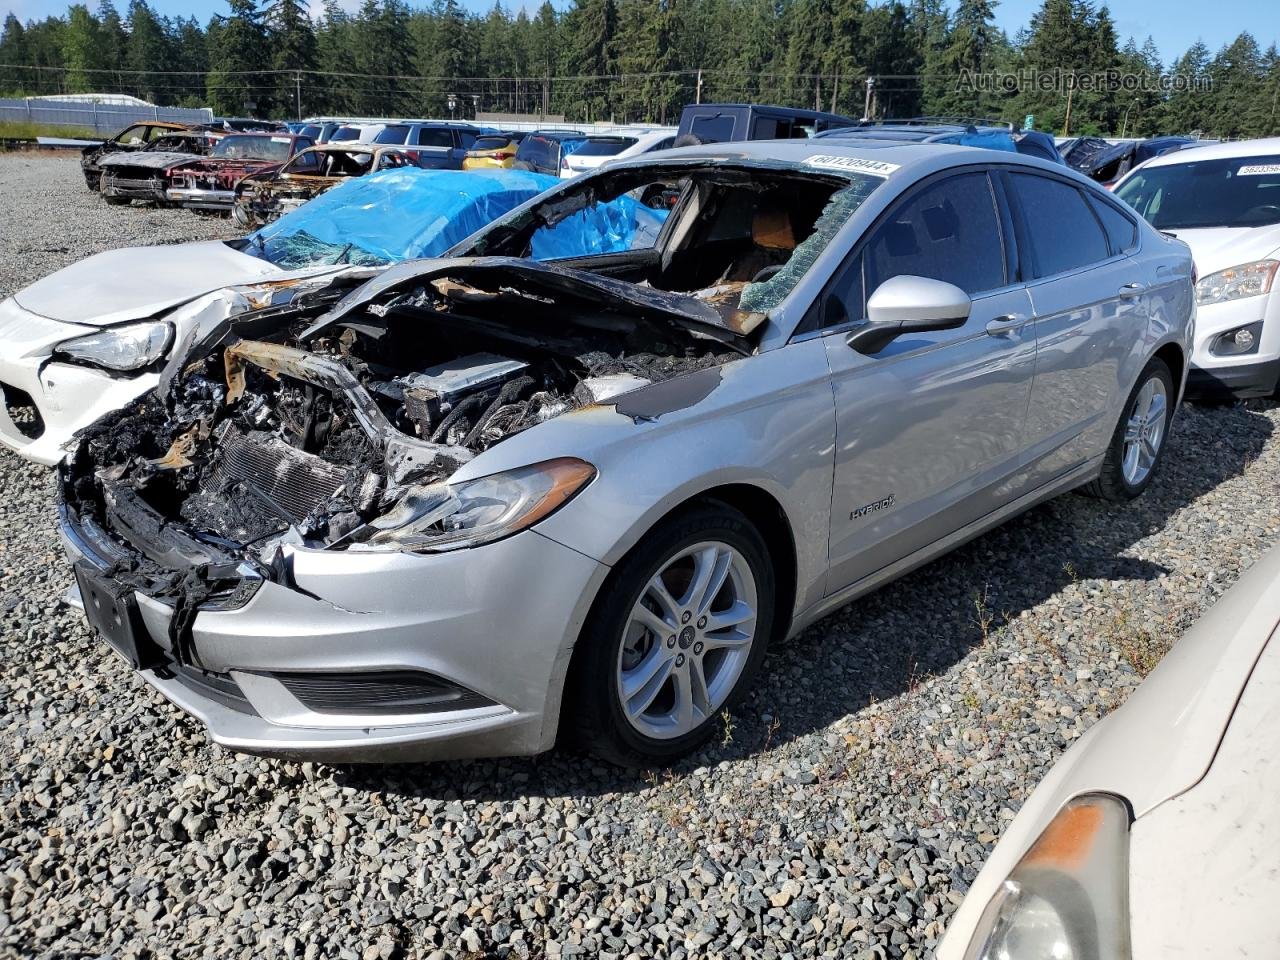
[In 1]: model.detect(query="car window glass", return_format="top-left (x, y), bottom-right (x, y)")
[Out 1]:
top-left (863, 172), bottom-right (1006, 300)
top-left (375, 126), bottom-right (409, 144)
top-left (456, 131), bottom-right (477, 149)
top-left (690, 115), bottom-right (735, 143)
top-left (1088, 194), bottom-right (1137, 254)
top-left (517, 136), bottom-right (554, 168)
top-left (417, 128), bottom-right (454, 148)
top-left (1115, 155), bottom-right (1280, 229)
top-left (289, 151), bottom-right (320, 173)
top-left (530, 180), bottom-right (673, 259)
top-left (118, 125), bottom-right (146, 145)
top-left (1010, 173), bottom-right (1110, 276)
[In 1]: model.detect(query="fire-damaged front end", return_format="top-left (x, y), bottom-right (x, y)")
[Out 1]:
top-left (165, 157), bottom-right (282, 211)
top-left (99, 133), bottom-right (222, 205)
top-left (58, 257), bottom-right (758, 760)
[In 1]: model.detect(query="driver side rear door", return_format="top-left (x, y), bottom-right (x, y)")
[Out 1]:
top-left (819, 169), bottom-right (1038, 593)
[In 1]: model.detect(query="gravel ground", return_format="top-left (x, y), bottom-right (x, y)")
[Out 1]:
top-left (2, 153), bottom-right (1279, 960)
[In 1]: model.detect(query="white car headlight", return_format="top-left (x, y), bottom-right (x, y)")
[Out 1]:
top-left (356, 457), bottom-right (596, 553)
top-left (55, 320), bottom-right (173, 372)
top-left (1195, 259), bottom-right (1278, 306)
top-left (962, 794), bottom-right (1131, 960)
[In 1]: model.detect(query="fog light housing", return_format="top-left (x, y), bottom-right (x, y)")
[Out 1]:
top-left (1211, 321), bottom-right (1263, 356)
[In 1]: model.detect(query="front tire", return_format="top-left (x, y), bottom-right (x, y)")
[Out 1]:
top-left (567, 502), bottom-right (775, 767)
top-left (1083, 356), bottom-right (1175, 501)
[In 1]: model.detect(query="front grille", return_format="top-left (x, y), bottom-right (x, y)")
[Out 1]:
top-left (2, 382), bottom-right (44, 440)
top-left (274, 671), bottom-right (494, 715)
top-left (216, 430), bottom-right (348, 524)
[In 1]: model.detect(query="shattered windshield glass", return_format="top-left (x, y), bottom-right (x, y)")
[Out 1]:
top-left (738, 177), bottom-right (883, 312)
top-left (212, 135), bottom-right (297, 161)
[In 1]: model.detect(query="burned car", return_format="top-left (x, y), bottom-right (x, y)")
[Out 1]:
top-left (0, 168), bottom-right (557, 466)
top-left (165, 132), bottom-right (315, 212)
top-left (60, 142), bottom-right (1193, 766)
top-left (99, 128), bottom-right (226, 205)
top-left (80, 120), bottom-right (191, 191)
top-left (232, 144), bottom-right (418, 228)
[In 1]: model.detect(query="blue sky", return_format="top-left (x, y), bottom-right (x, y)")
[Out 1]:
top-left (1, 0), bottom-right (1267, 66)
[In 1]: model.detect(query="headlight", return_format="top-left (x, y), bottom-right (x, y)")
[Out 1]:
top-left (54, 320), bottom-right (173, 372)
top-left (358, 457), bottom-right (596, 553)
top-left (962, 794), bottom-right (1131, 960)
top-left (1195, 259), bottom-right (1278, 305)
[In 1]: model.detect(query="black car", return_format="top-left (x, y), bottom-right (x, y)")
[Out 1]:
top-left (512, 130), bottom-right (588, 176)
top-left (1063, 135), bottom-right (1204, 185)
top-left (676, 103), bottom-right (857, 143)
top-left (80, 120), bottom-right (191, 191)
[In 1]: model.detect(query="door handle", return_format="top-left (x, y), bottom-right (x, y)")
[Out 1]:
top-left (985, 313), bottom-right (1027, 336)
top-left (1118, 282), bottom-right (1146, 299)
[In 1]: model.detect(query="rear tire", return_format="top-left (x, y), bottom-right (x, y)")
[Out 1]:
top-left (1083, 356), bottom-right (1175, 501)
top-left (567, 502), bottom-right (775, 768)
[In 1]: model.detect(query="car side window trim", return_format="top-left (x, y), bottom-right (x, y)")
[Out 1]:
top-left (794, 165), bottom-right (1016, 339)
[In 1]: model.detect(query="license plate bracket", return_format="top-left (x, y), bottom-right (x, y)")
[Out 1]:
top-left (74, 563), bottom-right (164, 670)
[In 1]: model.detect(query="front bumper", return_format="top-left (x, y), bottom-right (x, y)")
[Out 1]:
top-left (1186, 357), bottom-right (1280, 399)
top-left (1186, 296), bottom-right (1279, 399)
top-left (0, 298), bottom-right (156, 465)
top-left (165, 187), bottom-right (236, 210)
top-left (60, 502), bottom-right (610, 762)
top-left (101, 172), bottom-right (167, 202)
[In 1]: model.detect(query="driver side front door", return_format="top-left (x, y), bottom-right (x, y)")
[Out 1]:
top-left (821, 169), bottom-right (1038, 594)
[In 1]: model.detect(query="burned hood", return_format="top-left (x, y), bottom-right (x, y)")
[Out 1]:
top-left (13, 241), bottom-right (288, 327)
top-left (305, 257), bottom-right (763, 347)
top-left (98, 150), bottom-right (203, 171)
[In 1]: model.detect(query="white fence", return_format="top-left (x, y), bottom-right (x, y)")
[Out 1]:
top-left (0, 98), bottom-right (213, 134)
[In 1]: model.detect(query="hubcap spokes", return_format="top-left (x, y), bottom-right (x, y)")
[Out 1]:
top-left (1122, 376), bottom-right (1167, 486)
top-left (617, 541), bottom-right (758, 740)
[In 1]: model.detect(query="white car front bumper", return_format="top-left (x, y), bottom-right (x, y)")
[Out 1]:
top-left (0, 297), bottom-right (159, 466)
top-left (1186, 293), bottom-right (1280, 398)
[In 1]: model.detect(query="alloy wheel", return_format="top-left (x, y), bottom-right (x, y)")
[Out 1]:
top-left (615, 541), bottom-right (758, 740)
top-left (1122, 374), bottom-right (1169, 486)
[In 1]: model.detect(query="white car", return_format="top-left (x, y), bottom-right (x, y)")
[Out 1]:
top-left (1115, 137), bottom-right (1280, 399)
top-left (328, 122), bottom-right (388, 144)
top-left (0, 169), bottom-right (556, 465)
top-left (559, 130), bottom-right (676, 178)
top-left (939, 543), bottom-right (1280, 959)
top-left (0, 243), bottom-right (345, 465)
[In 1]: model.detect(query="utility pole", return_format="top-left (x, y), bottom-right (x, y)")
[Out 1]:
top-left (696, 69), bottom-right (703, 105)
top-left (863, 76), bottom-right (875, 121)
top-left (1062, 81), bottom-right (1074, 137)
top-left (831, 71), bottom-right (839, 114)
top-left (294, 73), bottom-right (302, 121)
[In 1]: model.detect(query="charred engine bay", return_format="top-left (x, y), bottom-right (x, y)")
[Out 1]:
top-left (68, 272), bottom-right (744, 571)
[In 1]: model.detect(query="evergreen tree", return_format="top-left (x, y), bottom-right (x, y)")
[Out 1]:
top-left (0, 13), bottom-right (31, 95)
top-left (61, 4), bottom-right (106, 92)
top-left (205, 0), bottom-right (269, 116)
top-left (125, 0), bottom-right (172, 101)
top-left (264, 0), bottom-right (318, 118)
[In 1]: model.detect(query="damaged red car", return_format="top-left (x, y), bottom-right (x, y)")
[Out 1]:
top-left (165, 132), bottom-right (316, 213)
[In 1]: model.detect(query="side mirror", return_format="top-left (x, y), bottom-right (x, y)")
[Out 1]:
top-left (845, 275), bottom-right (972, 355)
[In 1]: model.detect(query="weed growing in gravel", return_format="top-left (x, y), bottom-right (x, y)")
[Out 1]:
top-left (972, 587), bottom-right (996, 644)
top-left (719, 709), bottom-right (735, 747)
top-left (1104, 606), bottom-right (1171, 676)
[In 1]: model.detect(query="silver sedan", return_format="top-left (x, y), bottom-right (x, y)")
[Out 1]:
top-left (59, 140), bottom-right (1195, 765)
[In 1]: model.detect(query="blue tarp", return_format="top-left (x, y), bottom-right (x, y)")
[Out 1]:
top-left (248, 167), bottom-right (560, 269)
top-left (531, 194), bottom-right (671, 260)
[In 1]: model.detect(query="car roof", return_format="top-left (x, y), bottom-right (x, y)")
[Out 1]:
top-left (606, 138), bottom-right (1070, 182)
top-left (1140, 136), bottom-right (1280, 168)
top-left (527, 130), bottom-right (587, 140)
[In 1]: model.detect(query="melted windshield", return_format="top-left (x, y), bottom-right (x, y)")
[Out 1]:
top-left (1117, 155), bottom-right (1280, 229)
top-left (212, 135), bottom-right (296, 161)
